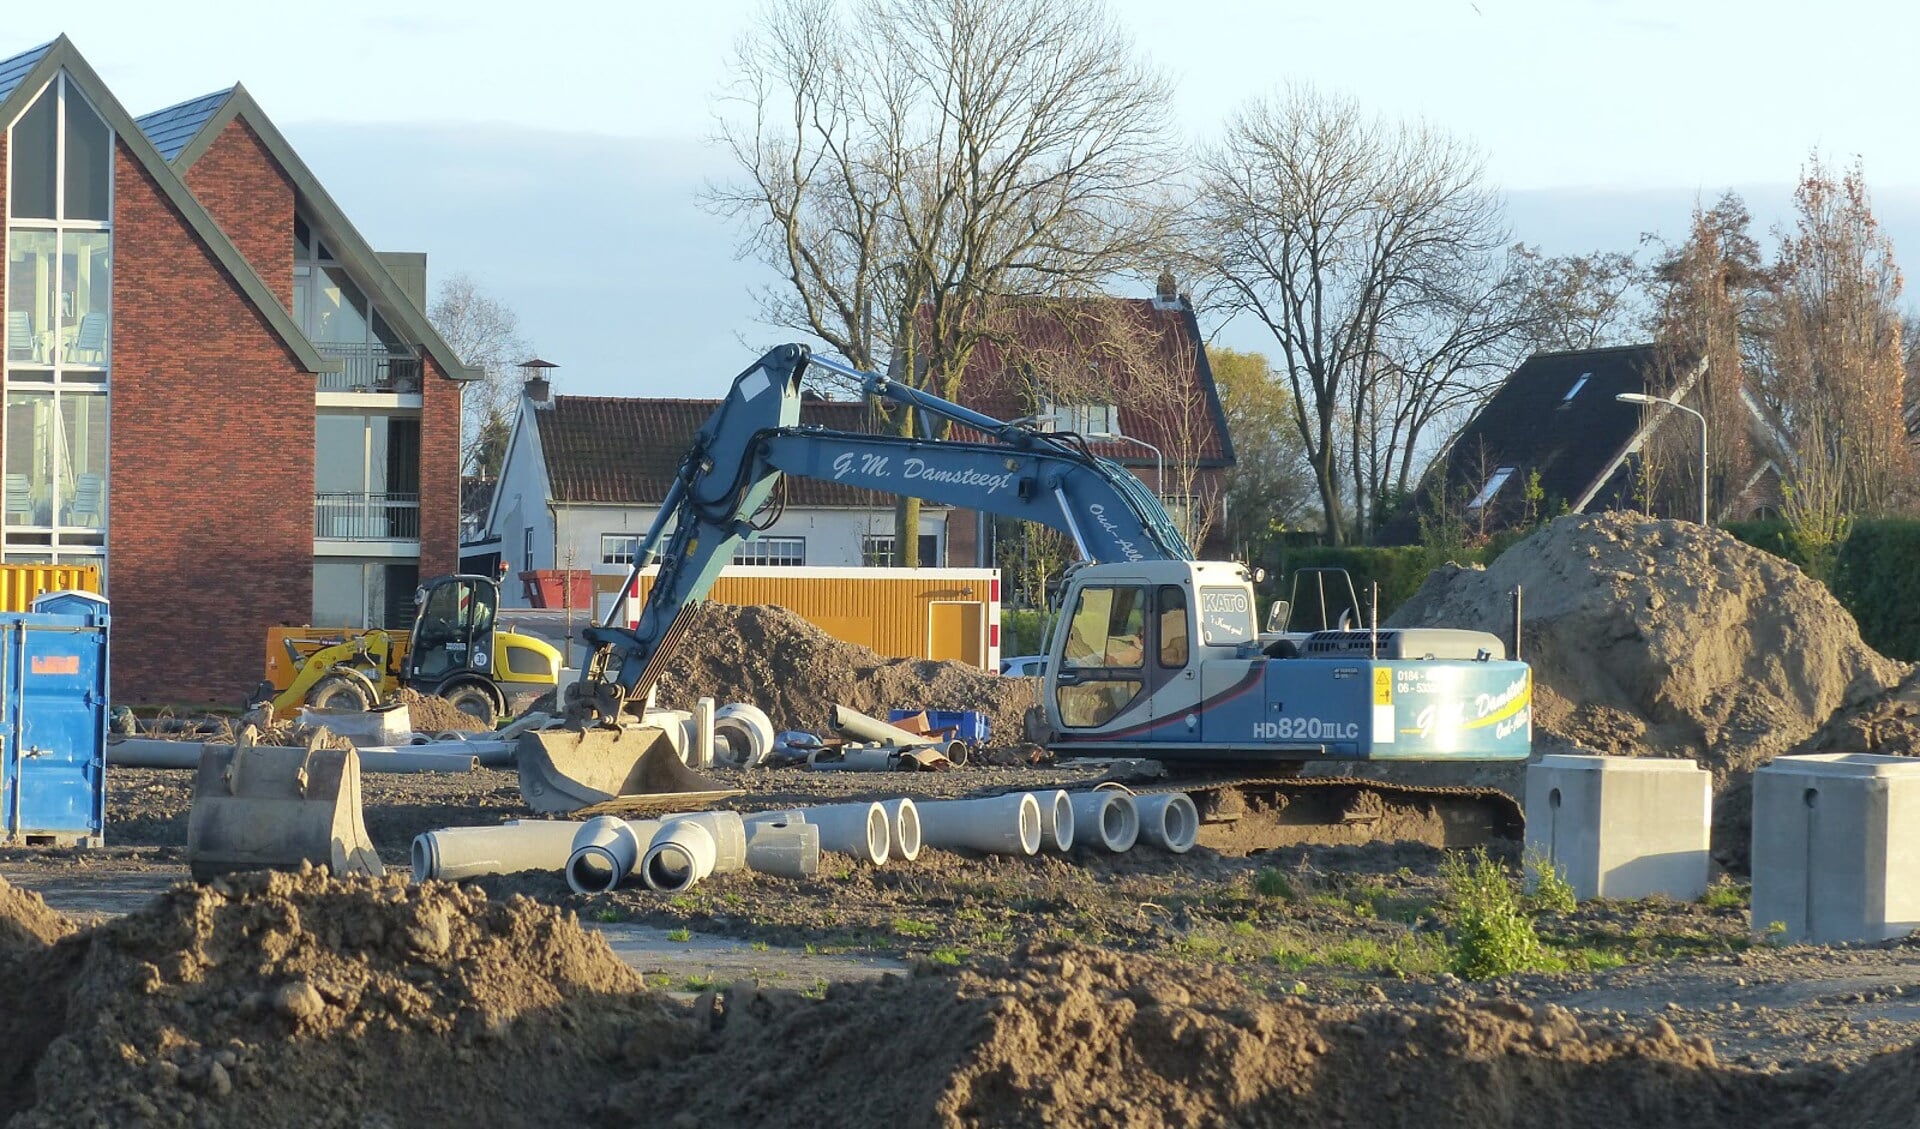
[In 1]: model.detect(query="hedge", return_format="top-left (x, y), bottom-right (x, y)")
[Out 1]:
top-left (1268, 545), bottom-right (1479, 626)
top-left (1832, 520), bottom-right (1920, 662)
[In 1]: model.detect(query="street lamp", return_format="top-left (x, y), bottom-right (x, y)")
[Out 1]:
top-left (1616, 392), bottom-right (1709, 526)
top-left (1090, 430), bottom-right (1168, 515)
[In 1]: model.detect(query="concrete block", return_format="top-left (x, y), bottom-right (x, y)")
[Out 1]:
top-left (1524, 754), bottom-right (1711, 902)
top-left (1751, 753), bottom-right (1920, 944)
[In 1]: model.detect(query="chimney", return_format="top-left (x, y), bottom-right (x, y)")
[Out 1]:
top-left (518, 357), bottom-right (559, 409)
top-left (1153, 269), bottom-right (1179, 310)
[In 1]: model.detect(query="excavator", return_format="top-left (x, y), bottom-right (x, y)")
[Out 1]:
top-left (521, 344), bottom-right (1533, 850)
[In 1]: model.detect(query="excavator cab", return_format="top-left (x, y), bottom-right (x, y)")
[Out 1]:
top-left (404, 575), bottom-right (501, 720)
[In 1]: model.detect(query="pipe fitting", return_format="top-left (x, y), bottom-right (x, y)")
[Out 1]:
top-left (744, 819), bottom-right (821, 879)
top-left (880, 798), bottom-right (921, 862)
top-left (567, 815), bottom-right (654, 895)
top-left (1135, 793), bottom-right (1199, 853)
top-left (1036, 790), bottom-right (1075, 852)
top-left (1068, 791), bottom-right (1139, 853)
top-left (713, 703), bottom-right (775, 768)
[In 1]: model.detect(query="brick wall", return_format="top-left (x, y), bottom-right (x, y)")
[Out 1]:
top-left (110, 140), bottom-right (313, 704)
top-left (183, 118), bottom-right (295, 310)
top-left (419, 356), bottom-right (462, 577)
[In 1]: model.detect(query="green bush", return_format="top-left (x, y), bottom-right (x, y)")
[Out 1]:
top-left (1721, 519), bottom-right (1820, 574)
top-left (1440, 849), bottom-right (1553, 980)
top-left (1270, 545), bottom-right (1446, 625)
top-left (1833, 520), bottom-right (1920, 662)
top-left (1000, 609), bottom-right (1050, 656)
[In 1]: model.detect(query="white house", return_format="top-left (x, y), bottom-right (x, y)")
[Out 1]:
top-left (472, 377), bottom-right (950, 610)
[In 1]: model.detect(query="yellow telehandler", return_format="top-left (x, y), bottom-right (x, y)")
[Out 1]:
top-left (260, 572), bottom-right (561, 724)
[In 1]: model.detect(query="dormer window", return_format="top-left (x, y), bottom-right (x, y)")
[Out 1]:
top-left (1048, 403), bottom-right (1119, 436)
top-left (1467, 466), bottom-right (1516, 511)
top-left (1561, 373), bottom-right (1591, 403)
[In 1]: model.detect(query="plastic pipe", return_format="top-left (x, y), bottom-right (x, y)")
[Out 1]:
top-left (880, 798), bottom-right (921, 862)
top-left (694, 698), bottom-right (716, 770)
top-left (713, 704), bottom-right (775, 768)
top-left (411, 819), bottom-right (585, 883)
top-left (1036, 790), bottom-right (1075, 852)
top-left (107, 739), bottom-right (480, 774)
top-left (915, 793), bottom-right (1042, 856)
top-left (566, 815), bottom-right (660, 895)
top-left (1136, 793), bottom-right (1199, 853)
top-left (1068, 791), bottom-right (1139, 853)
top-left (357, 739), bottom-right (516, 767)
top-left (801, 803), bottom-right (890, 865)
top-left (744, 819), bottom-right (820, 879)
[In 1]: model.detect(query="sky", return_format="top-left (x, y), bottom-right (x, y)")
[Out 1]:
top-left (15, 0), bottom-right (1920, 395)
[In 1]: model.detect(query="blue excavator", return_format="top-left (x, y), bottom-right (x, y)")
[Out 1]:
top-left (519, 345), bottom-right (1532, 849)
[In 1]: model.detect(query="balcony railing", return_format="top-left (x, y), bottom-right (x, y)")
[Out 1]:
top-left (315, 342), bottom-right (424, 393)
top-left (315, 492), bottom-right (420, 540)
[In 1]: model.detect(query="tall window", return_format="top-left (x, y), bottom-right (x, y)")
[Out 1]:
top-left (4, 75), bottom-right (112, 563)
top-left (861, 534), bottom-right (940, 567)
top-left (314, 413), bottom-right (420, 539)
top-left (733, 536), bottom-right (804, 566)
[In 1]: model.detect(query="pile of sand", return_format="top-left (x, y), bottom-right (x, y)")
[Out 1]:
top-left (397, 687), bottom-right (495, 733)
top-left (1, 876), bottom-right (1909, 1127)
top-left (656, 603), bottom-right (1038, 741)
top-left (1391, 514), bottom-right (1908, 778)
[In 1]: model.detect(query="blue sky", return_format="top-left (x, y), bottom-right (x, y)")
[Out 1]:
top-left (15, 0), bottom-right (1920, 395)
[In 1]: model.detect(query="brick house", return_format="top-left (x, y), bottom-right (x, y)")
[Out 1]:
top-left (475, 378), bottom-right (950, 610)
top-left (1, 37), bottom-right (473, 703)
top-left (937, 277), bottom-right (1237, 567)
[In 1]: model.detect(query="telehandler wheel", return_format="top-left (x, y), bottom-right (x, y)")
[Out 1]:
top-left (307, 673), bottom-right (375, 712)
top-left (440, 682), bottom-right (500, 726)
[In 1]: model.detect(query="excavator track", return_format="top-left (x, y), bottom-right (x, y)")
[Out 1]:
top-left (1093, 765), bottom-right (1523, 855)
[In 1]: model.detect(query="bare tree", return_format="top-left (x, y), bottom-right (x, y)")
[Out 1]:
top-left (1511, 246), bottom-right (1649, 352)
top-left (1198, 87), bottom-right (1511, 544)
top-left (1210, 346), bottom-right (1315, 555)
top-left (1761, 157), bottom-right (1913, 516)
top-left (711, 0), bottom-right (1179, 564)
top-left (428, 274), bottom-right (532, 478)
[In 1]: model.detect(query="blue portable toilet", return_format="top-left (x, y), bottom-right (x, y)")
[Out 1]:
top-left (31, 589), bottom-right (109, 618)
top-left (2, 599), bottom-right (109, 847)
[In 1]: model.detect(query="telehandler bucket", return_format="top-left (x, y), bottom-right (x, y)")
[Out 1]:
top-left (517, 725), bottom-right (741, 816)
top-left (186, 739), bottom-right (384, 881)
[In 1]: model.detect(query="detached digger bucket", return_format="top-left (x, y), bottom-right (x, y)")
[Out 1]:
top-left (517, 726), bottom-right (741, 816)
top-left (186, 742), bottom-right (385, 881)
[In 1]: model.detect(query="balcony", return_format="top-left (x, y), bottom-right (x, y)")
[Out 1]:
top-left (315, 343), bottom-right (423, 393)
top-left (315, 492), bottom-right (420, 540)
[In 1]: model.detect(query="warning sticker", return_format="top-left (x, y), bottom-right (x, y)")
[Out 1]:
top-left (31, 655), bottom-right (79, 675)
top-left (1373, 668), bottom-right (1392, 706)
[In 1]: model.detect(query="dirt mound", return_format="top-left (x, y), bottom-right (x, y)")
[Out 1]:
top-left (0, 877), bottom-right (71, 954)
top-left (656, 603), bottom-right (1038, 740)
top-left (0, 867), bottom-right (676, 1127)
top-left (1391, 514), bottom-right (1907, 782)
top-left (612, 944), bottom-right (1812, 1128)
top-left (398, 687), bottom-right (495, 733)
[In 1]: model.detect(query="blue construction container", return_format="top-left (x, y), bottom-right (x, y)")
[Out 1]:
top-left (888, 708), bottom-right (990, 747)
top-left (0, 607), bottom-right (108, 847)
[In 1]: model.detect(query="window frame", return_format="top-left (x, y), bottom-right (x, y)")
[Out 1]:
top-left (733, 536), bottom-right (805, 567)
top-left (601, 533), bottom-right (639, 566)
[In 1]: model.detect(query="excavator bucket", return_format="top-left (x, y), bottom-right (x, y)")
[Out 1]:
top-left (186, 740), bottom-right (384, 881)
top-left (517, 725), bottom-right (741, 816)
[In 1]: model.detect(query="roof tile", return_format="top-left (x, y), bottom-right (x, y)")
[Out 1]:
top-left (134, 87), bottom-right (234, 162)
top-left (0, 41), bottom-right (53, 104)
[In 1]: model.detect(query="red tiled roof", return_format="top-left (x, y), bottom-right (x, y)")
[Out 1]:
top-left (938, 297), bottom-right (1234, 466)
top-left (533, 395), bottom-right (908, 507)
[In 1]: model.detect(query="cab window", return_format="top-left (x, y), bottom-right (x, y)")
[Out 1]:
top-left (1061, 585), bottom-right (1147, 669)
top-left (1158, 585), bottom-right (1189, 668)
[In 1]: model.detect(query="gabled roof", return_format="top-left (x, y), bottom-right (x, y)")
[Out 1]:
top-left (0, 40), bottom-right (52, 103)
top-left (0, 36), bottom-right (324, 374)
top-left (533, 395), bottom-right (910, 508)
top-left (937, 296), bottom-right (1235, 467)
top-left (145, 83), bottom-right (479, 381)
top-left (133, 86), bottom-right (233, 162)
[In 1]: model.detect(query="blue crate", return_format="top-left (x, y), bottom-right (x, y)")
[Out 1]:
top-left (0, 608), bottom-right (109, 847)
top-left (888, 708), bottom-right (989, 747)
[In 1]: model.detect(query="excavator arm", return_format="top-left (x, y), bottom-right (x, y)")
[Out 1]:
top-left (569, 343), bottom-right (1190, 723)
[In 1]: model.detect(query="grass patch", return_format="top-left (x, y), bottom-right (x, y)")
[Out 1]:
top-left (666, 927), bottom-right (692, 943)
top-left (1700, 882), bottom-right (1751, 910)
top-left (1523, 848), bottom-right (1578, 916)
top-left (891, 918), bottom-right (937, 939)
top-left (927, 947), bottom-right (965, 966)
top-left (1253, 868), bottom-right (1295, 900)
top-left (680, 974), bottom-right (715, 992)
top-left (1269, 932), bottom-right (1451, 978)
top-left (749, 940), bottom-right (770, 952)
top-left (1441, 849), bottom-right (1560, 979)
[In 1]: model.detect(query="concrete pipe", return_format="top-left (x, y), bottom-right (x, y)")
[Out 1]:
top-left (713, 704), bottom-right (776, 768)
top-left (567, 816), bottom-right (661, 895)
top-left (915, 793), bottom-right (1042, 856)
top-left (639, 708), bottom-right (696, 763)
top-left (642, 812), bottom-right (746, 892)
top-left (744, 819), bottom-right (821, 879)
top-left (880, 798), bottom-right (921, 862)
top-left (694, 698), bottom-right (716, 770)
top-left (106, 739), bottom-right (480, 774)
top-left (411, 819), bottom-right (585, 883)
top-left (1068, 791), bottom-right (1140, 854)
top-left (801, 802), bottom-right (890, 865)
top-left (1036, 790), bottom-right (1075, 852)
top-left (1136, 793), bottom-right (1199, 854)
top-left (358, 739), bottom-right (517, 768)
top-left (829, 704), bottom-right (932, 748)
